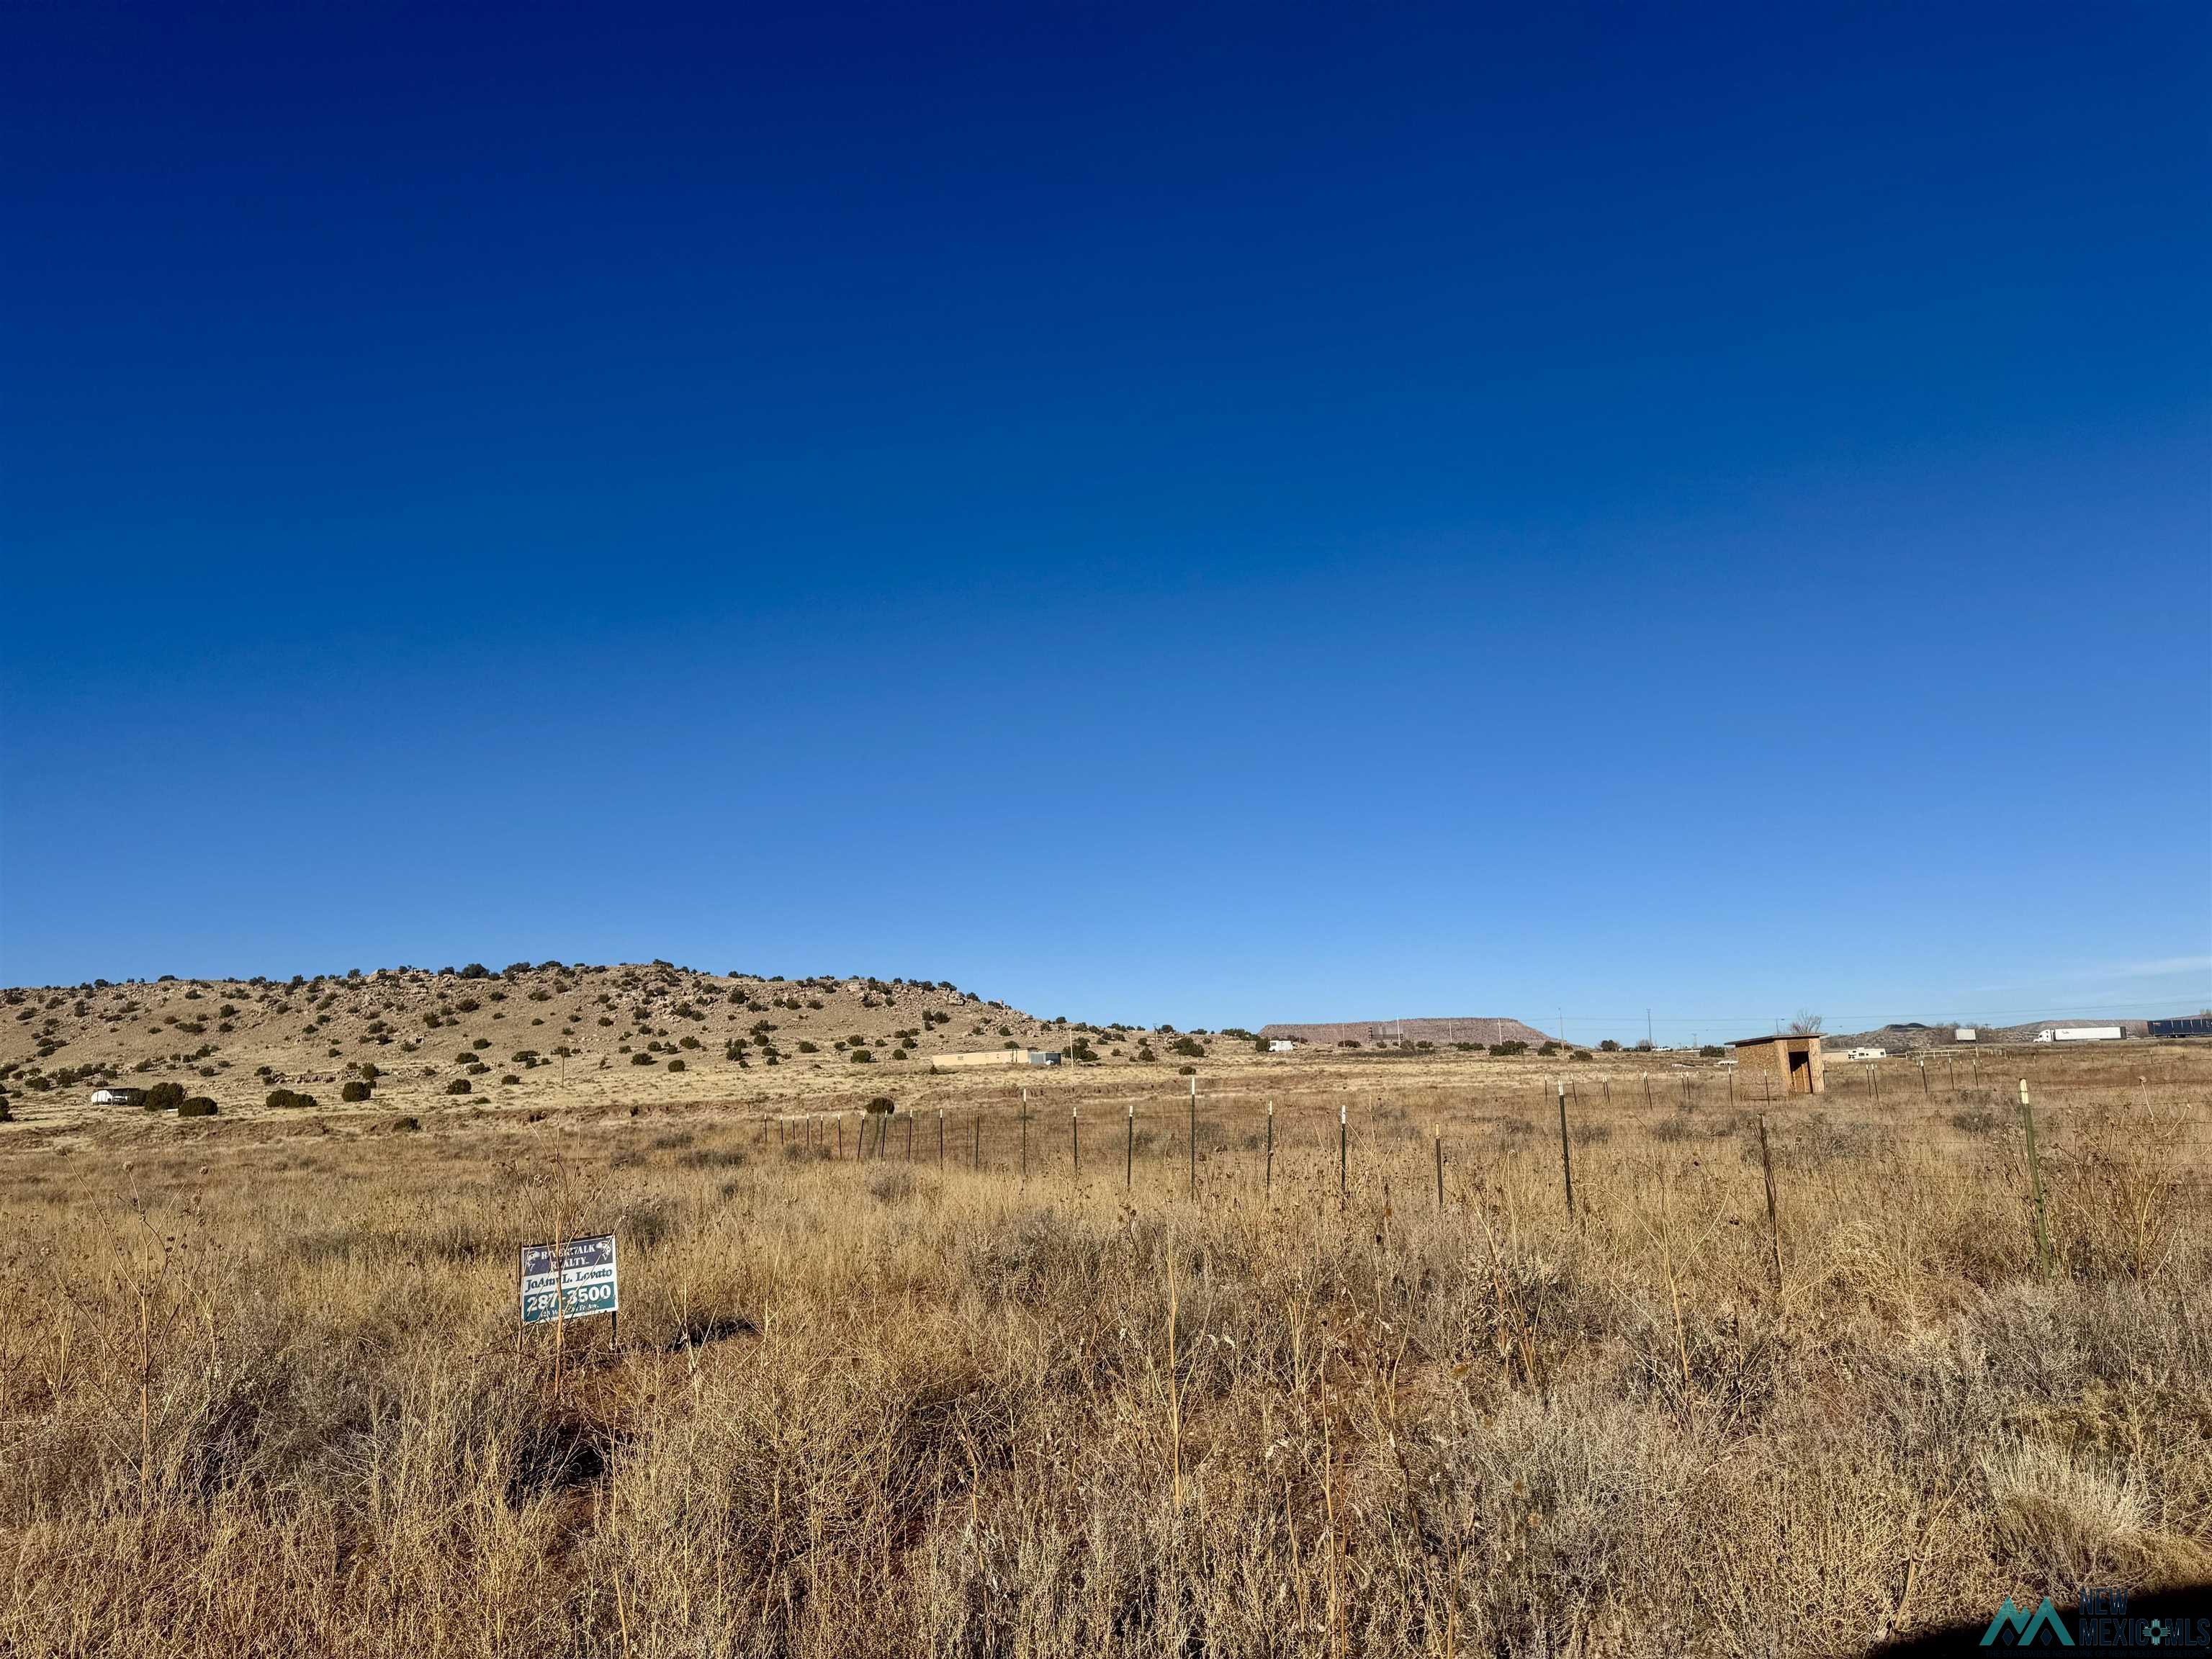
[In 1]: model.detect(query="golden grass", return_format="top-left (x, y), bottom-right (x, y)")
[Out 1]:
top-left (1, 1050), bottom-right (2206, 1656)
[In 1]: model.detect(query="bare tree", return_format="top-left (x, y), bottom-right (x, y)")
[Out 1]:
top-left (1788, 1010), bottom-right (1824, 1035)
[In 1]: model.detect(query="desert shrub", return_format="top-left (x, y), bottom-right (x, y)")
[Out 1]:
top-left (865, 1096), bottom-right (894, 1115)
top-left (502, 1073), bottom-right (521, 1084)
top-left (178, 1097), bottom-right (217, 1118)
top-left (445, 1079), bottom-right (472, 1096)
top-left (1699, 1044), bottom-right (1725, 1058)
top-left (1600, 1039), bottom-right (1622, 1052)
top-left (340, 1080), bottom-right (372, 1103)
top-left (1170, 1036), bottom-right (1205, 1058)
top-left (849, 1050), bottom-right (875, 1064)
top-left (264, 1088), bottom-right (318, 1110)
top-left (1537, 1041), bottom-right (1560, 1057)
top-left (868, 1166), bottom-right (916, 1204)
top-left (631, 1051), bottom-right (655, 1066)
top-left (665, 1059), bottom-right (685, 1073)
top-left (1490, 1040), bottom-right (1529, 1056)
top-left (142, 1082), bottom-right (187, 1112)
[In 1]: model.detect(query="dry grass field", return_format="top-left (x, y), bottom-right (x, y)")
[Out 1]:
top-left (1, 994), bottom-right (2207, 1656)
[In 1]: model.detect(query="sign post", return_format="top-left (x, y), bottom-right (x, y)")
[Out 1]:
top-left (520, 1233), bottom-right (621, 1361)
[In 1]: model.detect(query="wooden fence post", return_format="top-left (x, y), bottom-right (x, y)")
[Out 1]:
top-left (1337, 1102), bottom-right (1347, 1208)
top-left (1125, 1100), bottom-right (1133, 1191)
top-left (1758, 1114), bottom-right (1784, 1295)
top-left (1556, 1082), bottom-right (1575, 1220)
top-left (2019, 1080), bottom-right (2052, 1277)
top-left (1434, 1131), bottom-right (1444, 1211)
top-left (1071, 1105), bottom-right (1080, 1179)
top-left (1264, 1100), bottom-right (1274, 1197)
top-left (1188, 1076), bottom-right (1198, 1202)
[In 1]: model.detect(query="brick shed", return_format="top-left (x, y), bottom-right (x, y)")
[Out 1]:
top-left (1730, 1033), bottom-right (1825, 1095)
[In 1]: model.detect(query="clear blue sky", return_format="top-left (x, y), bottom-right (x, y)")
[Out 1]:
top-left (4, 3), bottom-right (2207, 1043)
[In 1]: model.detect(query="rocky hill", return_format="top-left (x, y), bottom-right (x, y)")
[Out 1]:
top-left (0, 962), bottom-right (1116, 1113)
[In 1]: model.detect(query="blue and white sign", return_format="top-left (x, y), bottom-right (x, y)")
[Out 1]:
top-left (520, 1233), bottom-right (619, 1326)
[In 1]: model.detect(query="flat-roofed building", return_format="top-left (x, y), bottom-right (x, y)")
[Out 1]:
top-left (1729, 1033), bottom-right (1825, 1095)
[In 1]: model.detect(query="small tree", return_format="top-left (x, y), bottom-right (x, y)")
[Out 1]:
top-left (1788, 1011), bottom-right (1825, 1035)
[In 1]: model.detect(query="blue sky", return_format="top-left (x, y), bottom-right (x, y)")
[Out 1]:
top-left (3, 2), bottom-right (2207, 1042)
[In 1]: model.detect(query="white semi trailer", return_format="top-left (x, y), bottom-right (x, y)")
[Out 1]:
top-left (2037, 1025), bottom-right (2124, 1043)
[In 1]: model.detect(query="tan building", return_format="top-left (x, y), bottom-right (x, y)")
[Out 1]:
top-left (932, 1049), bottom-right (1062, 1071)
top-left (1729, 1033), bottom-right (1825, 1094)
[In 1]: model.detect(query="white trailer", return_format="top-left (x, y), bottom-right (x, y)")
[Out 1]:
top-left (2040, 1025), bottom-right (2123, 1043)
top-left (1954, 1028), bottom-right (1977, 1043)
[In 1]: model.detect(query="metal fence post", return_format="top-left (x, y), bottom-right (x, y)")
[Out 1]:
top-left (1557, 1082), bottom-right (1575, 1220)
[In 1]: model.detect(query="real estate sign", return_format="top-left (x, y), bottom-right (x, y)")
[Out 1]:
top-left (519, 1233), bottom-right (619, 1326)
